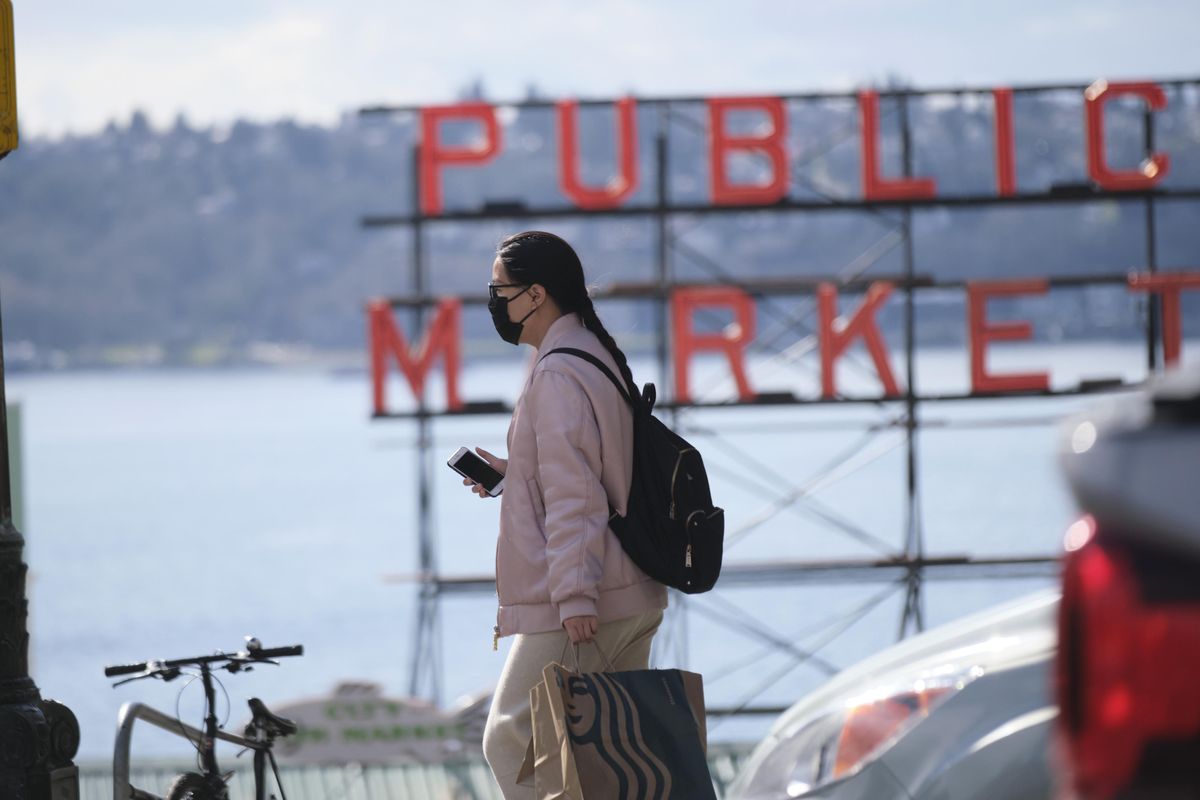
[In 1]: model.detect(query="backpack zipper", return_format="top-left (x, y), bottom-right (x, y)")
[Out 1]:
top-left (685, 528), bottom-right (693, 587)
top-left (684, 510), bottom-right (701, 585)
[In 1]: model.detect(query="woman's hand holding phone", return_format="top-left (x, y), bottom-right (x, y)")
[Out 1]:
top-left (466, 447), bottom-right (507, 498)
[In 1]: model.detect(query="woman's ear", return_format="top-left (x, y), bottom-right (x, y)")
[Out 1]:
top-left (529, 283), bottom-right (546, 307)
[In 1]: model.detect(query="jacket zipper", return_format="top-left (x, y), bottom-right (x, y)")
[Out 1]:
top-left (493, 534), bottom-right (502, 650)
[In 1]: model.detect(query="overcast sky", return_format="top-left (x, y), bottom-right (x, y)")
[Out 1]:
top-left (12, 0), bottom-right (1200, 137)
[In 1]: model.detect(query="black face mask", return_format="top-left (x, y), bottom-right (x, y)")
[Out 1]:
top-left (488, 285), bottom-right (535, 345)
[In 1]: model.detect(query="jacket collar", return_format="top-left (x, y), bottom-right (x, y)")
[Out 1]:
top-left (535, 312), bottom-right (583, 355)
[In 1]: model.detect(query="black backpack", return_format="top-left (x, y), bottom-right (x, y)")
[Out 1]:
top-left (543, 348), bottom-right (724, 593)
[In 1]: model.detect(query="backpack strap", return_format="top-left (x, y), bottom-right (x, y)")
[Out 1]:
top-left (539, 347), bottom-right (637, 410)
top-left (539, 347), bottom-right (633, 522)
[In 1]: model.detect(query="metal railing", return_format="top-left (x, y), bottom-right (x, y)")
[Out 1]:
top-left (111, 702), bottom-right (256, 800)
top-left (90, 742), bottom-right (756, 800)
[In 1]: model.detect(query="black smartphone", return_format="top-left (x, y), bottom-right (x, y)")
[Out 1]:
top-left (447, 447), bottom-right (505, 496)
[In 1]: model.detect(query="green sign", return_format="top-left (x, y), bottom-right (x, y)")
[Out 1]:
top-left (268, 687), bottom-right (488, 765)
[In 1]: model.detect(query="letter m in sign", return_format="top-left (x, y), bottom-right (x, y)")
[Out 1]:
top-left (369, 299), bottom-right (463, 414)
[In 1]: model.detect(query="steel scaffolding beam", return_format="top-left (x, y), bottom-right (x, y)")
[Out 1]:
top-left (362, 79), bottom-right (1198, 714)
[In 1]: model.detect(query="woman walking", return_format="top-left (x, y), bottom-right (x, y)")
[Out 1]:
top-left (465, 231), bottom-right (667, 797)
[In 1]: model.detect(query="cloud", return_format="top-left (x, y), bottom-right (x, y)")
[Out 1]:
top-left (11, 0), bottom-right (1200, 136)
top-left (19, 13), bottom-right (339, 134)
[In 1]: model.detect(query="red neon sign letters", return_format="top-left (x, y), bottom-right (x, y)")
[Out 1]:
top-left (371, 80), bottom-right (1188, 412)
top-left (419, 104), bottom-right (502, 216)
top-left (369, 298), bottom-right (463, 414)
top-left (708, 96), bottom-right (789, 206)
top-left (967, 280), bottom-right (1051, 394)
top-left (671, 286), bottom-right (758, 403)
top-left (819, 282), bottom-right (903, 398)
top-left (414, 81), bottom-right (1170, 215)
top-left (858, 90), bottom-right (937, 201)
top-left (557, 97), bottom-right (639, 210)
top-left (1084, 81), bottom-right (1170, 191)
top-left (992, 88), bottom-right (1017, 197)
top-left (369, 272), bottom-right (1199, 412)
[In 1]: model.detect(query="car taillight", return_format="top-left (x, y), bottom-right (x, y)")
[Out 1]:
top-left (1057, 514), bottom-right (1200, 799)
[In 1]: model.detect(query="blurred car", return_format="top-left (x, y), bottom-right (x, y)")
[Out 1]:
top-left (1056, 365), bottom-right (1200, 799)
top-left (729, 365), bottom-right (1200, 800)
top-left (727, 589), bottom-right (1060, 799)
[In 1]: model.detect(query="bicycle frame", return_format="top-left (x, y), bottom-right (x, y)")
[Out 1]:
top-left (198, 662), bottom-right (222, 781)
top-left (107, 640), bottom-right (301, 800)
top-left (112, 701), bottom-right (253, 800)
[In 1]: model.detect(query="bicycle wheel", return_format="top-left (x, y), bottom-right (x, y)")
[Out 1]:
top-left (165, 771), bottom-right (229, 800)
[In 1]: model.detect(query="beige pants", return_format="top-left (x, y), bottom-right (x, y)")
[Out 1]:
top-left (482, 610), bottom-right (664, 799)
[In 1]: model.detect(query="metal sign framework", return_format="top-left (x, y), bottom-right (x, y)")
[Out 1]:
top-left (359, 78), bottom-right (1200, 711)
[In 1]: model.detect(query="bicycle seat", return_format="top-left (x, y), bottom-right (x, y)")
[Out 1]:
top-left (247, 697), bottom-right (298, 737)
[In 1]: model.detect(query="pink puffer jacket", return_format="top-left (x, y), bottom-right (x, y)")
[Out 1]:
top-left (495, 313), bottom-right (667, 638)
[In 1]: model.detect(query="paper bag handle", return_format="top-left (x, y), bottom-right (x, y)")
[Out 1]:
top-left (559, 638), bottom-right (616, 673)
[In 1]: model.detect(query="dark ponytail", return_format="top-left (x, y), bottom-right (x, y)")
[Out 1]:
top-left (576, 296), bottom-right (638, 401)
top-left (497, 231), bottom-right (638, 399)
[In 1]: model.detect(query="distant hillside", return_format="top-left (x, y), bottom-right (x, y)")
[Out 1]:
top-left (1, 91), bottom-right (1198, 369)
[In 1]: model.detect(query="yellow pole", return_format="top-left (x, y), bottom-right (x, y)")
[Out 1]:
top-left (0, 0), bottom-right (16, 157)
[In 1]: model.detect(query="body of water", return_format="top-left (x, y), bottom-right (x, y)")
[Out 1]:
top-left (9, 340), bottom-right (1192, 763)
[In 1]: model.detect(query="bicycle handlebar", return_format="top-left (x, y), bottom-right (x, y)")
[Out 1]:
top-left (105, 662), bottom-right (151, 677)
top-left (104, 644), bottom-right (304, 678)
top-left (256, 644), bottom-right (303, 659)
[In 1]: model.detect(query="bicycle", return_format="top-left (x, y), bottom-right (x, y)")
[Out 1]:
top-left (104, 637), bottom-right (304, 800)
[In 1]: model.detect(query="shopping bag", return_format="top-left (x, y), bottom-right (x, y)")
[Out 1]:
top-left (516, 672), bottom-right (583, 799)
top-left (519, 658), bottom-right (716, 800)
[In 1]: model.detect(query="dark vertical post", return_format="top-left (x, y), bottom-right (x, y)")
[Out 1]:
top-left (407, 141), bottom-right (441, 704)
top-left (0, 8), bottom-right (80, 784)
top-left (656, 107), bottom-right (671, 409)
top-left (655, 103), bottom-right (689, 668)
top-left (1143, 103), bottom-right (1160, 373)
top-left (0, 296), bottom-right (43, 794)
top-left (0, 299), bottom-right (80, 797)
top-left (897, 92), bottom-right (925, 639)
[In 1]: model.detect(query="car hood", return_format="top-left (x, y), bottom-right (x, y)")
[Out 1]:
top-left (763, 589), bottom-right (1059, 741)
